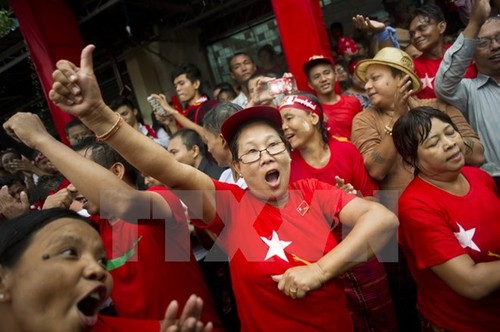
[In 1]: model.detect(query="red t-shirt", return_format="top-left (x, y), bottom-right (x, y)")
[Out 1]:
top-left (93, 315), bottom-right (159, 332)
top-left (289, 139), bottom-right (378, 197)
top-left (194, 178), bottom-right (356, 331)
top-left (398, 167), bottom-right (500, 331)
top-left (322, 95), bottom-right (363, 140)
top-left (413, 46), bottom-right (477, 99)
top-left (97, 186), bottom-right (222, 329)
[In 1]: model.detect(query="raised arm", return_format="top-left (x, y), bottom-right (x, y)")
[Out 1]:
top-left (47, 45), bottom-right (217, 222)
top-left (434, 0), bottom-right (491, 111)
top-left (151, 93), bottom-right (206, 140)
top-left (3, 113), bottom-right (176, 223)
top-left (352, 15), bottom-right (399, 49)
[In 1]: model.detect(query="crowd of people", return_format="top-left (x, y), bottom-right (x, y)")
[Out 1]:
top-left (1, 0), bottom-right (499, 331)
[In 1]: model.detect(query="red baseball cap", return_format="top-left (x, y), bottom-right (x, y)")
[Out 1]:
top-left (221, 106), bottom-right (282, 145)
top-left (302, 55), bottom-right (334, 77)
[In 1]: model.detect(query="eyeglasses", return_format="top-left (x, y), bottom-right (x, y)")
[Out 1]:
top-left (238, 141), bottom-right (287, 164)
top-left (477, 33), bottom-right (500, 49)
top-left (334, 66), bottom-right (346, 74)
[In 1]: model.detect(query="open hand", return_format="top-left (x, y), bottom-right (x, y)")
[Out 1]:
top-left (160, 294), bottom-right (213, 332)
top-left (352, 15), bottom-right (386, 33)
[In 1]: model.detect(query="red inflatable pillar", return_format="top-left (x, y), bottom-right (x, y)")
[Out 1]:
top-left (271, 0), bottom-right (332, 91)
top-left (9, 0), bottom-right (85, 145)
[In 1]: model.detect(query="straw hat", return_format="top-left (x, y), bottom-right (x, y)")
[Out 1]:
top-left (354, 47), bottom-right (422, 93)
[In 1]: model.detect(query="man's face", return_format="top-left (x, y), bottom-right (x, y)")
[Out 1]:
top-left (409, 16), bottom-right (445, 53)
top-left (307, 63), bottom-right (336, 96)
top-left (115, 105), bottom-right (137, 127)
top-left (204, 130), bottom-right (230, 167)
top-left (173, 74), bottom-right (199, 104)
top-left (474, 20), bottom-right (500, 77)
top-left (168, 136), bottom-right (196, 167)
top-left (67, 124), bottom-right (92, 146)
top-left (230, 54), bottom-right (256, 85)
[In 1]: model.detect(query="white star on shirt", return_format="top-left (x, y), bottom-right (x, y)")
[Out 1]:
top-left (454, 223), bottom-right (481, 252)
top-left (260, 231), bottom-right (292, 262)
top-left (421, 73), bottom-right (435, 89)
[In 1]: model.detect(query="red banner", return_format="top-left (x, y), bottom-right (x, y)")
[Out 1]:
top-left (271, 0), bottom-right (332, 92)
top-left (9, 0), bottom-right (85, 145)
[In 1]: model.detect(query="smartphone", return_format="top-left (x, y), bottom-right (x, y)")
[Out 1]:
top-left (267, 77), bottom-right (297, 96)
top-left (147, 96), bottom-right (166, 115)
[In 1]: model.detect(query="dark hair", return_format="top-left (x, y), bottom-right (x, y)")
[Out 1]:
top-left (28, 174), bottom-right (65, 205)
top-left (0, 173), bottom-right (25, 189)
top-left (392, 106), bottom-right (459, 174)
top-left (413, 4), bottom-right (445, 23)
top-left (72, 136), bottom-right (138, 184)
top-left (171, 63), bottom-right (202, 87)
top-left (227, 52), bottom-right (254, 72)
top-left (109, 97), bottom-right (145, 125)
top-left (229, 119), bottom-right (288, 162)
top-left (484, 16), bottom-right (500, 25)
top-left (64, 119), bottom-right (87, 135)
top-left (109, 96), bottom-right (136, 112)
top-left (214, 82), bottom-right (237, 100)
top-left (245, 72), bottom-right (278, 90)
top-left (330, 22), bottom-right (343, 33)
top-left (258, 44), bottom-right (276, 58)
top-left (169, 128), bottom-right (207, 157)
top-left (0, 148), bottom-right (22, 161)
top-left (203, 102), bottom-right (243, 134)
top-left (0, 209), bottom-right (94, 268)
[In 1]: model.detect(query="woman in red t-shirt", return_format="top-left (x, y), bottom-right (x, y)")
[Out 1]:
top-left (43, 44), bottom-right (399, 331)
top-left (393, 106), bottom-right (500, 332)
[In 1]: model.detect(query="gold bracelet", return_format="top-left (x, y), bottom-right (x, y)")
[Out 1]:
top-left (96, 113), bottom-right (124, 141)
top-left (384, 125), bottom-right (393, 136)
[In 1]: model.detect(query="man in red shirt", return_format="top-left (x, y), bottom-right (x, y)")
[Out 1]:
top-left (354, 4), bottom-right (477, 99)
top-left (303, 55), bottom-right (363, 140)
top-left (408, 4), bottom-right (477, 99)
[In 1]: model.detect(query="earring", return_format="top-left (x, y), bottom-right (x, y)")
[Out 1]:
top-left (0, 293), bottom-right (5, 301)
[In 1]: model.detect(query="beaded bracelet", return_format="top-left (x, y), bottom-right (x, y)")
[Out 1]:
top-left (96, 113), bottom-right (124, 142)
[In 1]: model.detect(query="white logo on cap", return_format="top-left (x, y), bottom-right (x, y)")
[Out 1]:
top-left (284, 96), bottom-right (316, 111)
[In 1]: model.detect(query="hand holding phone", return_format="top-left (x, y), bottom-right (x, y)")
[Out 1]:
top-left (147, 95), bottom-right (166, 115)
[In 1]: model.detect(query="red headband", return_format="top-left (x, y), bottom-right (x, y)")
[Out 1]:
top-left (278, 95), bottom-right (323, 121)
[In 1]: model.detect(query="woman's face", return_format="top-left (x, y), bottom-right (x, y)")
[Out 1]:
top-left (233, 122), bottom-right (291, 203)
top-left (281, 107), bottom-right (319, 149)
top-left (1, 217), bottom-right (112, 332)
top-left (416, 118), bottom-right (465, 176)
top-left (364, 64), bottom-right (400, 110)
